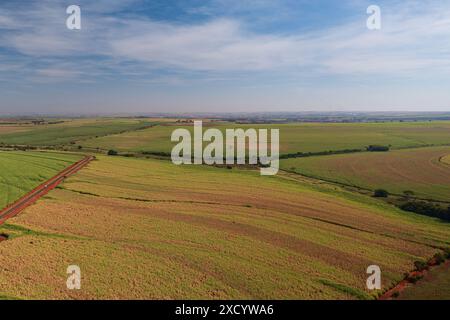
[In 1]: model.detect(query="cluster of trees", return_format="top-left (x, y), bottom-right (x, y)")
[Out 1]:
top-left (109, 150), bottom-right (171, 158)
top-left (372, 188), bottom-right (450, 222)
top-left (141, 151), bottom-right (171, 157)
top-left (366, 145), bottom-right (390, 152)
top-left (412, 253), bottom-right (447, 272)
top-left (373, 189), bottom-right (389, 197)
top-left (280, 149), bottom-right (362, 159)
top-left (0, 144), bottom-right (39, 151)
top-left (280, 144), bottom-right (390, 160)
top-left (400, 201), bottom-right (450, 222)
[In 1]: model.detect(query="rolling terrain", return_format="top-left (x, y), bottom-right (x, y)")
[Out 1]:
top-left (0, 155), bottom-right (448, 299)
top-left (280, 146), bottom-right (450, 202)
top-left (0, 118), bottom-right (450, 300)
top-left (79, 121), bottom-right (450, 155)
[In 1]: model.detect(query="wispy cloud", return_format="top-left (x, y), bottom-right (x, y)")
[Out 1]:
top-left (1, 0), bottom-right (450, 112)
top-left (1, 0), bottom-right (449, 81)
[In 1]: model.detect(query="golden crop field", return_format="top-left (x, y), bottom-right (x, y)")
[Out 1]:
top-left (0, 126), bottom-right (32, 135)
top-left (281, 146), bottom-right (450, 202)
top-left (0, 155), bottom-right (448, 299)
top-left (442, 155), bottom-right (450, 165)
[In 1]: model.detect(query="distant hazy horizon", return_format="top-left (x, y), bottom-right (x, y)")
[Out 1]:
top-left (1, 0), bottom-right (450, 114)
top-left (2, 111), bottom-right (450, 119)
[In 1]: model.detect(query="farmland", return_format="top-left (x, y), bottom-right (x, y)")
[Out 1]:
top-left (2, 119), bottom-right (450, 155)
top-left (0, 126), bottom-right (31, 135)
top-left (0, 151), bottom-right (82, 209)
top-left (0, 118), bottom-right (450, 300)
top-left (0, 118), bottom-right (154, 146)
top-left (80, 121), bottom-right (450, 155)
top-left (280, 146), bottom-right (450, 202)
top-left (443, 155), bottom-right (450, 165)
top-left (0, 155), bottom-right (449, 299)
top-left (398, 261), bottom-right (450, 300)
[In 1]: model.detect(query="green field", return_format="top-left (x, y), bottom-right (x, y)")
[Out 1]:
top-left (0, 151), bottom-right (82, 208)
top-left (280, 146), bottom-right (450, 202)
top-left (0, 118), bottom-right (154, 146)
top-left (80, 121), bottom-right (450, 155)
top-left (1, 118), bottom-right (450, 300)
top-left (0, 155), bottom-right (449, 299)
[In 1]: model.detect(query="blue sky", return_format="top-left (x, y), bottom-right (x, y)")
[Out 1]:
top-left (1, 0), bottom-right (450, 114)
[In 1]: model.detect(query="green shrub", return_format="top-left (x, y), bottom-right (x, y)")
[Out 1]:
top-left (409, 274), bottom-right (424, 283)
top-left (107, 149), bottom-right (118, 156)
top-left (444, 248), bottom-right (450, 259)
top-left (433, 253), bottom-right (445, 265)
top-left (414, 260), bottom-right (428, 271)
top-left (367, 145), bottom-right (390, 152)
top-left (374, 189), bottom-right (389, 198)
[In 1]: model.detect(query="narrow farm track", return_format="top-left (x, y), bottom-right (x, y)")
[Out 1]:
top-left (0, 155), bottom-right (94, 225)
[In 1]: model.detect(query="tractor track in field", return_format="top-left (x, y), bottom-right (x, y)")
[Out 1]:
top-left (0, 155), bottom-right (94, 225)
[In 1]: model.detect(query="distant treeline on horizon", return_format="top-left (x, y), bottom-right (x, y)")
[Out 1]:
top-left (1, 111), bottom-right (450, 124)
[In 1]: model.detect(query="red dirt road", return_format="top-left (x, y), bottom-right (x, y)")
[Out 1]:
top-left (0, 155), bottom-right (94, 225)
